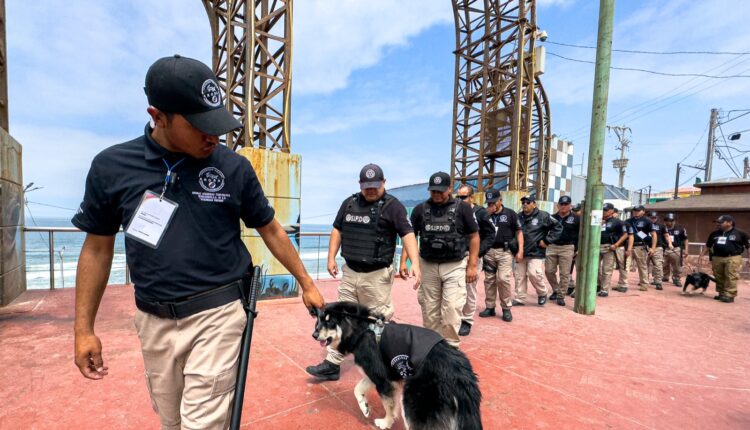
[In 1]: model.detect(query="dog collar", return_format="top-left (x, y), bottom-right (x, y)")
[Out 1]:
top-left (368, 319), bottom-right (385, 343)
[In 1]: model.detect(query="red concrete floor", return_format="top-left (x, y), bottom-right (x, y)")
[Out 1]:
top-left (1, 274), bottom-right (749, 430)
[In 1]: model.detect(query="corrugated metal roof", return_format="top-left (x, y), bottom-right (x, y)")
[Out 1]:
top-left (644, 193), bottom-right (750, 211)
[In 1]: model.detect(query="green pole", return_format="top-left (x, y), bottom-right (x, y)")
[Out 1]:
top-left (574, 0), bottom-right (615, 315)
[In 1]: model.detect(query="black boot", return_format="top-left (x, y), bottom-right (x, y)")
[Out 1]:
top-left (566, 287), bottom-right (575, 296)
top-left (478, 307), bottom-right (496, 317)
top-left (655, 284), bottom-right (663, 291)
top-left (305, 360), bottom-right (340, 381)
top-left (549, 292), bottom-right (558, 300)
top-left (556, 297), bottom-right (565, 306)
top-left (459, 321), bottom-right (472, 336)
top-left (501, 308), bottom-right (513, 322)
top-left (719, 296), bottom-right (735, 303)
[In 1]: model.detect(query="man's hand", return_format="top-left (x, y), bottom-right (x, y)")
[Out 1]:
top-left (538, 240), bottom-right (547, 248)
top-left (648, 248), bottom-right (655, 256)
top-left (327, 258), bottom-right (339, 278)
top-left (411, 266), bottom-right (422, 290)
top-left (625, 249), bottom-right (631, 257)
top-left (300, 278), bottom-right (325, 311)
top-left (515, 253), bottom-right (524, 263)
top-left (466, 264), bottom-right (478, 284)
top-left (74, 333), bottom-right (108, 380)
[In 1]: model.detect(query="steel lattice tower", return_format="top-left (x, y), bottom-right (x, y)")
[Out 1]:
top-left (451, 0), bottom-right (551, 197)
top-left (203, 0), bottom-right (293, 152)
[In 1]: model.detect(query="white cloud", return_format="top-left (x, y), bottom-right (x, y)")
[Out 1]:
top-left (293, 0), bottom-right (452, 95)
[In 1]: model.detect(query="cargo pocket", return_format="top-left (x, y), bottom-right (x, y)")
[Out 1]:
top-left (210, 367), bottom-right (238, 399)
top-left (144, 372), bottom-right (159, 413)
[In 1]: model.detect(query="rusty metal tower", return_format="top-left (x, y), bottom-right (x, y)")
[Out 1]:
top-left (451, 0), bottom-right (551, 198)
top-left (203, 0), bottom-right (292, 152)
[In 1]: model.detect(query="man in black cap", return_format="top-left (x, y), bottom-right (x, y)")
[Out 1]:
top-left (612, 207), bottom-right (631, 291)
top-left (599, 203), bottom-right (629, 296)
top-left (479, 189), bottom-right (523, 322)
top-left (698, 215), bottom-right (750, 303)
top-left (514, 195), bottom-right (563, 306)
top-left (663, 213), bottom-right (688, 286)
top-left (646, 211), bottom-right (672, 288)
top-left (404, 172), bottom-right (479, 348)
top-left (456, 185), bottom-right (495, 336)
top-left (544, 195), bottom-right (579, 306)
top-left (306, 163), bottom-right (421, 380)
top-left (626, 205), bottom-right (659, 291)
top-left (72, 55), bottom-right (325, 429)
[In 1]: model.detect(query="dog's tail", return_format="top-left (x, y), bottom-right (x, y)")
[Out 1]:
top-left (706, 273), bottom-right (717, 283)
top-left (454, 365), bottom-right (483, 430)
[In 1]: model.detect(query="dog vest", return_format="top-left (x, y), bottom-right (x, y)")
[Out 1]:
top-left (378, 322), bottom-right (443, 380)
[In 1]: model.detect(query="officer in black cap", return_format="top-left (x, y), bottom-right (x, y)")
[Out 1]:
top-left (599, 203), bottom-right (629, 296)
top-left (306, 163), bottom-right (420, 380)
top-left (479, 189), bottom-right (523, 322)
top-left (663, 213), bottom-right (688, 286)
top-left (626, 205), bottom-right (659, 291)
top-left (404, 172), bottom-right (479, 348)
top-left (544, 195), bottom-right (579, 306)
top-left (646, 211), bottom-right (673, 288)
top-left (72, 55), bottom-right (325, 429)
top-left (698, 215), bottom-right (750, 303)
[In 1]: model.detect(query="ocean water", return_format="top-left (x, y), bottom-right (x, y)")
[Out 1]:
top-left (24, 217), bottom-right (340, 290)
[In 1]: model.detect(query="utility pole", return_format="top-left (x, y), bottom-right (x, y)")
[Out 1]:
top-left (744, 157), bottom-right (749, 179)
top-left (705, 108), bottom-right (718, 182)
top-left (575, 0), bottom-right (615, 316)
top-left (673, 163), bottom-right (681, 199)
top-left (607, 125), bottom-right (630, 188)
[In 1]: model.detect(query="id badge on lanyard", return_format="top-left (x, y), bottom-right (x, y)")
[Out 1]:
top-left (125, 190), bottom-right (179, 248)
top-left (717, 236), bottom-right (727, 245)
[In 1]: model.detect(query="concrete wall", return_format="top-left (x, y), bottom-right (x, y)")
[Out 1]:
top-left (0, 129), bottom-right (24, 306)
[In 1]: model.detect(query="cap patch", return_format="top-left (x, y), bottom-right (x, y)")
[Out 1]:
top-left (201, 79), bottom-right (221, 107)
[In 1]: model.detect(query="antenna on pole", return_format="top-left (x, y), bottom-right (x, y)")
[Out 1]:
top-left (607, 125), bottom-right (631, 188)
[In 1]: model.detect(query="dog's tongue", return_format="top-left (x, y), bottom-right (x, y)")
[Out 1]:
top-left (319, 340), bottom-right (327, 347)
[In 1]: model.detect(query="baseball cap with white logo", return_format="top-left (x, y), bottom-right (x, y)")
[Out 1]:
top-left (428, 172), bottom-right (451, 192)
top-left (359, 163), bottom-right (385, 189)
top-left (145, 54), bottom-right (242, 136)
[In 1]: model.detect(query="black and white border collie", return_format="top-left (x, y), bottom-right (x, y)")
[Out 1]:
top-left (311, 301), bottom-right (482, 430)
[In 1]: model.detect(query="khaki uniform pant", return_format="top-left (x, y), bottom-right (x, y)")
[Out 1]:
top-left (514, 258), bottom-right (548, 302)
top-left (712, 255), bottom-right (743, 298)
top-left (483, 248), bottom-right (514, 310)
top-left (663, 248), bottom-right (682, 280)
top-left (134, 300), bottom-right (246, 430)
top-left (649, 248), bottom-right (665, 283)
top-left (598, 244), bottom-right (616, 292)
top-left (615, 247), bottom-right (628, 287)
top-left (632, 247), bottom-right (651, 288)
top-left (462, 259), bottom-right (483, 325)
top-left (327, 264), bottom-right (395, 364)
top-left (418, 258), bottom-right (467, 348)
top-left (544, 244), bottom-right (575, 295)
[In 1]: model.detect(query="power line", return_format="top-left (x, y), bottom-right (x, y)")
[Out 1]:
top-left (545, 40), bottom-right (750, 56)
top-left (679, 123), bottom-right (709, 164)
top-left (26, 201), bottom-right (78, 212)
top-left (719, 110), bottom-right (750, 125)
top-left (548, 51), bottom-right (750, 78)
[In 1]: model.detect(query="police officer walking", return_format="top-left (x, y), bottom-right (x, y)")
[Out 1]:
top-left (600, 203), bottom-right (629, 296)
top-left (405, 172), bottom-right (479, 348)
top-left (72, 55), bottom-right (326, 429)
top-left (306, 163), bottom-right (421, 380)
top-left (612, 208), bottom-right (631, 291)
top-left (478, 189), bottom-right (523, 322)
top-left (514, 196), bottom-right (563, 306)
top-left (699, 215), bottom-right (750, 303)
top-left (456, 185), bottom-right (495, 336)
top-left (627, 205), bottom-right (659, 291)
top-left (544, 195), bottom-right (579, 306)
top-left (663, 213), bottom-right (688, 286)
top-left (647, 211), bottom-right (672, 289)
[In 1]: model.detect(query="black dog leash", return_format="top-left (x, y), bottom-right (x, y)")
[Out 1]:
top-left (230, 266), bottom-right (263, 430)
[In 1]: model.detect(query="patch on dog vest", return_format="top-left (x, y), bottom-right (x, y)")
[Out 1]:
top-left (379, 323), bottom-right (443, 380)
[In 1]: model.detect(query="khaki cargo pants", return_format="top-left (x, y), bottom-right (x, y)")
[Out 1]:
top-left (712, 255), bottom-right (743, 298)
top-left (599, 244), bottom-right (616, 292)
top-left (514, 257), bottom-right (548, 302)
top-left (418, 257), bottom-right (467, 348)
top-left (649, 248), bottom-right (665, 284)
top-left (663, 248), bottom-right (682, 280)
top-left (483, 248), bottom-right (514, 310)
top-left (462, 258), bottom-right (483, 325)
top-left (135, 300), bottom-right (246, 430)
top-left (615, 246), bottom-right (628, 288)
top-left (632, 247), bottom-right (651, 289)
top-left (544, 244), bottom-right (575, 295)
top-left (327, 264), bottom-right (395, 364)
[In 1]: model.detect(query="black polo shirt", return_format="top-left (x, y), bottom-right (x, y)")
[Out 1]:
top-left (706, 228), bottom-right (750, 257)
top-left (601, 217), bottom-right (627, 245)
top-left (489, 206), bottom-right (521, 248)
top-left (552, 212), bottom-right (580, 247)
top-left (627, 216), bottom-right (656, 246)
top-left (72, 125), bottom-right (275, 303)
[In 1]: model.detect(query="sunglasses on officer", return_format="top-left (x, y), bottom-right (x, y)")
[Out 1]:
top-left (456, 195), bottom-right (469, 200)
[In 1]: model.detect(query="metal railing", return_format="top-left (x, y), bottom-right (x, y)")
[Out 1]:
top-left (23, 226), bottom-right (336, 289)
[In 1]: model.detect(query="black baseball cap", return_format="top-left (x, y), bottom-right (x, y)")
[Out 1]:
top-left (520, 195), bottom-right (536, 203)
top-left (145, 55), bottom-right (242, 136)
top-left (603, 202), bottom-right (615, 211)
top-left (648, 211), bottom-right (658, 218)
top-left (428, 172), bottom-right (451, 192)
top-left (558, 195), bottom-right (572, 204)
top-left (633, 205), bottom-right (645, 212)
top-left (485, 189), bottom-right (501, 203)
top-left (359, 163), bottom-right (385, 189)
top-left (716, 214), bottom-right (735, 223)
top-left (664, 213), bottom-right (675, 220)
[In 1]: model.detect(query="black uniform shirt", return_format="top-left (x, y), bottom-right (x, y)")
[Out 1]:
top-left (653, 222), bottom-right (669, 248)
top-left (667, 224), bottom-right (688, 248)
top-left (552, 212), bottom-right (580, 247)
top-left (601, 217), bottom-right (628, 245)
top-left (473, 205), bottom-right (496, 257)
top-left (489, 206), bottom-right (521, 247)
top-left (627, 216), bottom-right (655, 245)
top-left (333, 192), bottom-right (413, 272)
top-left (706, 228), bottom-right (750, 257)
top-left (410, 199), bottom-right (479, 236)
top-left (72, 125), bottom-right (275, 303)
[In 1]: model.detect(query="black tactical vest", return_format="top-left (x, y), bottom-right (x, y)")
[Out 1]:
top-left (419, 200), bottom-right (467, 262)
top-left (340, 194), bottom-right (397, 266)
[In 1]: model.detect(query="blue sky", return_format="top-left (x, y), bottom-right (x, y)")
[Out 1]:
top-left (11, 0), bottom-right (750, 224)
